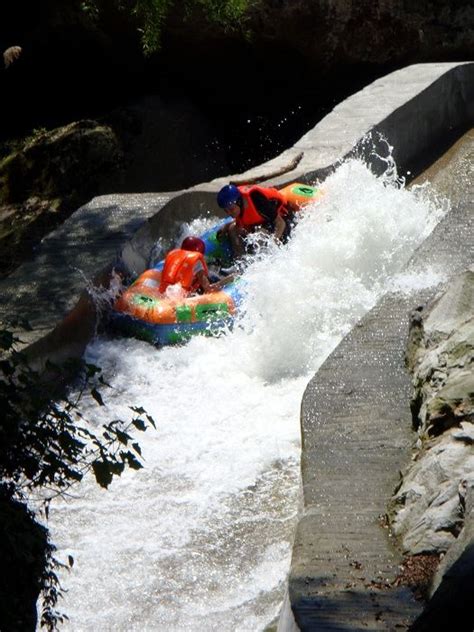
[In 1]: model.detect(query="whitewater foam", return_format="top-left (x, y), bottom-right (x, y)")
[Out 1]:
top-left (48, 158), bottom-right (447, 631)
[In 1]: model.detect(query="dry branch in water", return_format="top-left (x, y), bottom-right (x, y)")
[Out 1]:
top-left (230, 151), bottom-right (304, 186)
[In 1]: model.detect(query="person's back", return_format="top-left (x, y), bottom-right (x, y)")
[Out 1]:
top-left (159, 237), bottom-right (208, 294)
top-left (237, 185), bottom-right (288, 230)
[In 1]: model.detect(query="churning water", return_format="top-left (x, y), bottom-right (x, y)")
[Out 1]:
top-left (48, 158), bottom-right (448, 631)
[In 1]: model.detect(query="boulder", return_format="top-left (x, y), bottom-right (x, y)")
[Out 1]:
top-left (0, 120), bottom-right (123, 276)
top-left (390, 268), bottom-right (474, 555)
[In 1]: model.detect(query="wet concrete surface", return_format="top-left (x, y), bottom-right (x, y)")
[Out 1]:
top-left (290, 129), bottom-right (473, 630)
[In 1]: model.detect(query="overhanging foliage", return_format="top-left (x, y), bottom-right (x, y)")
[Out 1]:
top-left (80, 0), bottom-right (254, 53)
top-left (0, 322), bottom-right (156, 629)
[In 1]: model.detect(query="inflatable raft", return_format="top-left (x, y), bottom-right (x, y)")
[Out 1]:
top-left (111, 182), bottom-right (323, 346)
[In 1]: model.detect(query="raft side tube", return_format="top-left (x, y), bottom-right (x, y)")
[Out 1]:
top-left (279, 182), bottom-right (324, 209)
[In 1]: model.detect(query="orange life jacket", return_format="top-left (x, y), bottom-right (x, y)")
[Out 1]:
top-left (159, 249), bottom-right (208, 294)
top-left (236, 185), bottom-right (288, 231)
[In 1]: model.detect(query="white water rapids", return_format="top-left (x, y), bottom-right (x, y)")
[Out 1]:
top-left (48, 158), bottom-right (448, 631)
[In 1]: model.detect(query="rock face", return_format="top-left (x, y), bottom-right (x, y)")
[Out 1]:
top-left (0, 105), bottom-right (229, 276)
top-left (390, 268), bottom-right (474, 555)
top-left (0, 120), bottom-right (123, 276)
top-left (159, 0), bottom-right (474, 103)
top-left (246, 0), bottom-right (474, 71)
top-left (1, 120), bottom-right (121, 205)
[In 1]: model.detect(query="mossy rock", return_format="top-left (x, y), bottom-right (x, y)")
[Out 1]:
top-left (426, 371), bottom-right (474, 434)
top-left (0, 120), bottom-right (123, 276)
top-left (0, 120), bottom-right (123, 207)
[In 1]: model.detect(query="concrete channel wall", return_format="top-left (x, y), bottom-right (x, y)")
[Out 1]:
top-left (286, 129), bottom-right (474, 631)
top-left (0, 61), bottom-right (473, 628)
top-left (281, 66), bottom-right (474, 630)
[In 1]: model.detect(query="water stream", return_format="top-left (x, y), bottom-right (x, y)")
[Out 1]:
top-left (48, 158), bottom-right (448, 631)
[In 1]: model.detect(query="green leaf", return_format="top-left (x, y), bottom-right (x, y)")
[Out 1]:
top-left (92, 460), bottom-right (113, 488)
top-left (0, 359), bottom-right (15, 376)
top-left (116, 430), bottom-right (131, 445)
top-left (124, 451), bottom-right (143, 470)
top-left (146, 413), bottom-right (156, 428)
top-left (132, 418), bottom-right (146, 431)
top-left (85, 363), bottom-right (102, 378)
top-left (0, 329), bottom-right (15, 350)
top-left (109, 461), bottom-right (125, 476)
top-left (130, 406), bottom-right (146, 414)
top-left (132, 442), bottom-right (142, 456)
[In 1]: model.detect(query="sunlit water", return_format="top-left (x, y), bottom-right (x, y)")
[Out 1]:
top-left (47, 159), bottom-right (448, 631)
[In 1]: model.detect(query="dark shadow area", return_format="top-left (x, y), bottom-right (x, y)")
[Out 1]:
top-left (0, 490), bottom-right (49, 632)
top-left (0, 7), bottom-right (401, 183)
top-left (147, 39), bottom-right (402, 175)
top-left (291, 586), bottom-right (420, 631)
top-left (410, 543), bottom-right (474, 632)
top-left (1, 0), bottom-right (472, 187)
top-left (403, 121), bottom-right (473, 187)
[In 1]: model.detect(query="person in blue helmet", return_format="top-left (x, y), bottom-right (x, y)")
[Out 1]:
top-left (216, 183), bottom-right (294, 257)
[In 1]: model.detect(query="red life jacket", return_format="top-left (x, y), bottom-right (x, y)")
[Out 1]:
top-left (236, 185), bottom-right (287, 231)
top-left (159, 249), bottom-right (208, 294)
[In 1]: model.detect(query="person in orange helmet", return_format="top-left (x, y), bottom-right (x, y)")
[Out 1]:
top-left (159, 236), bottom-right (234, 295)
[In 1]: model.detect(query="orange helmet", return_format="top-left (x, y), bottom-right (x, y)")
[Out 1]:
top-left (181, 236), bottom-right (206, 254)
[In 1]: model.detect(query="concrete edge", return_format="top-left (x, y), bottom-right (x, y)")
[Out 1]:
top-left (285, 66), bottom-right (474, 629)
top-left (197, 62), bottom-right (474, 189)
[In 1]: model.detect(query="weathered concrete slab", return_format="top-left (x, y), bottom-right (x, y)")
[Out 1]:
top-left (289, 131), bottom-right (474, 629)
top-left (292, 291), bottom-right (429, 630)
top-left (0, 193), bottom-right (173, 333)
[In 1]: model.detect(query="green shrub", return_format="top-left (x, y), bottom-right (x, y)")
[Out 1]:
top-left (81, 0), bottom-right (255, 53)
top-left (0, 322), bottom-right (156, 629)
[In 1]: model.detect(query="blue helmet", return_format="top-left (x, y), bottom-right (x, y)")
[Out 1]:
top-left (217, 184), bottom-right (241, 210)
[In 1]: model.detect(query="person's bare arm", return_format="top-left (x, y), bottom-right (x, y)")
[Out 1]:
top-left (217, 222), bottom-right (232, 241)
top-left (196, 270), bottom-right (211, 293)
top-left (208, 274), bottom-right (235, 292)
top-left (218, 221), bottom-right (246, 258)
top-left (196, 270), bottom-right (235, 294)
top-left (273, 214), bottom-right (287, 242)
